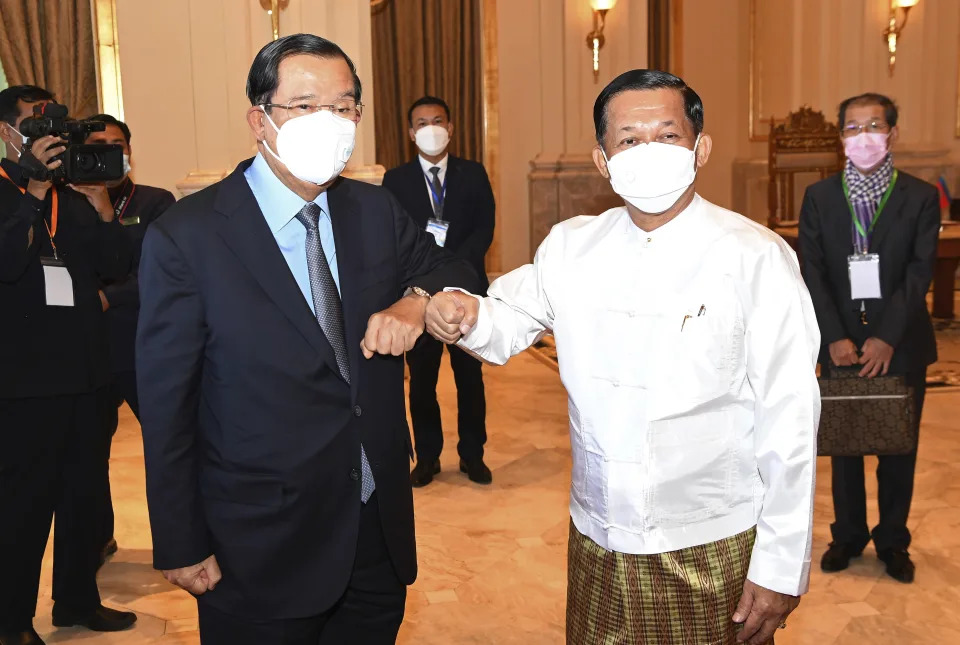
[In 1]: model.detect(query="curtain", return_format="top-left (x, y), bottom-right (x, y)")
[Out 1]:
top-left (0, 0), bottom-right (98, 118)
top-left (372, 0), bottom-right (483, 170)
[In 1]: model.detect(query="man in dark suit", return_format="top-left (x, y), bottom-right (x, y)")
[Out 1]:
top-left (0, 85), bottom-right (137, 645)
top-left (382, 96), bottom-right (495, 487)
top-left (137, 35), bottom-right (476, 644)
top-left (799, 92), bottom-right (939, 584)
top-left (80, 114), bottom-right (176, 565)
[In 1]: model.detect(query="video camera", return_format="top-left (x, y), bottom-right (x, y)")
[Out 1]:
top-left (18, 103), bottom-right (124, 184)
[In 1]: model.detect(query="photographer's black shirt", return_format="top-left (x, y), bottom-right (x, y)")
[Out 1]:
top-left (100, 179), bottom-right (176, 373)
top-left (0, 158), bottom-right (132, 398)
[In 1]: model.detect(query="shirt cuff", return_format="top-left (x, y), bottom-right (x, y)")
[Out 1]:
top-left (746, 545), bottom-right (810, 597)
top-left (442, 287), bottom-right (493, 353)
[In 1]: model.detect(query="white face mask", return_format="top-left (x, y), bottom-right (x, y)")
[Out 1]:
top-left (261, 108), bottom-right (356, 186)
top-left (415, 125), bottom-right (450, 157)
top-left (602, 134), bottom-right (701, 214)
top-left (4, 124), bottom-right (27, 155)
top-left (122, 153), bottom-right (131, 177)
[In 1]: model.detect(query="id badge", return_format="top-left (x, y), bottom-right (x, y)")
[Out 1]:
top-left (426, 218), bottom-right (450, 247)
top-left (40, 257), bottom-right (75, 307)
top-left (848, 253), bottom-right (881, 300)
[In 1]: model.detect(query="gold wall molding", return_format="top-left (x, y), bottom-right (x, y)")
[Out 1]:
top-left (91, 0), bottom-right (124, 119)
top-left (747, 0), bottom-right (763, 142)
top-left (671, 0), bottom-right (683, 78)
top-left (481, 0), bottom-right (501, 273)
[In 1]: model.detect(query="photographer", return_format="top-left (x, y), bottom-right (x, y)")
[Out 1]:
top-left (82, 114), bottom-right (176, 567)
top-left (0, 85), bottom-right (136, 644)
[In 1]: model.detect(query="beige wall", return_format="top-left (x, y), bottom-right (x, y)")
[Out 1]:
top-left (495, 0), bottom-right (647, 271)
top-left (114, 0), bottom-right (377, 197)
top-left (679, 0), bottom-right (750, 214)
top-left (680, 0), bottom-right (960, 219)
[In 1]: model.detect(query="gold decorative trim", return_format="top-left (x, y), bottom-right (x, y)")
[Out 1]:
top-left (91, 0), bottom-right (124, 119)
top-left (956, 12), bottom-right (960, 137)
top-left (481, 0), bottom-right (501, 273)
top-left (748, 0), bottom-right (764, 141)
top-left (671, 0), bottom-right (683, 77)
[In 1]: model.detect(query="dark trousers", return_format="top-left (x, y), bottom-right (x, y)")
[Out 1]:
top-left (112, 370), bottom-right (140, 420)
top-left (830, 369), bottom-right (927, 552)
top-left (197, 492), bottom-right (406, 644)
top-left (406, 335), bottom-right (486, 463)
top-left (99, 370), bottom-right (139, 548)
top-left (0, 392), bottom-right (110, 630)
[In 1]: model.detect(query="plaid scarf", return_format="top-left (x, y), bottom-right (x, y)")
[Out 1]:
top-left (844, 154), bottom-right (894, 253)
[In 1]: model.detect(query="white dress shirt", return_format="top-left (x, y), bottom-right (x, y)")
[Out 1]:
top-left (418, 154), bottom-right (448, 214)
top-left (455, 195), bottom-right (821, 596)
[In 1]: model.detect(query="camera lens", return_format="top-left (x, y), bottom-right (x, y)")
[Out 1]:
top-left (74, 151), bottom-right (101, 172)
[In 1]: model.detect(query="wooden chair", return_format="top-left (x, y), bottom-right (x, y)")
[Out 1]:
top-left (768, 106), bottom-right (844, 229)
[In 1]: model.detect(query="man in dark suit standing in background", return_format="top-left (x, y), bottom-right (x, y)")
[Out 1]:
top-left (382, 96), bottom-right (495, 487)
top-left (137, 35), bottom-right (476, 644)
top-left (799, 92), bottom-right (939, 584)
top-left (80, 114), bottom-right (176, 566)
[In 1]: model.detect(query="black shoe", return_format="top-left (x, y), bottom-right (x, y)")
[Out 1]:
top-left (98, 537), bottom-right (119, 570)
top-left (459, 458), bottom-right (492, 485)
top-left (0, 627), bottom-right (45, 645)
top-left (410, 459), bottom-right (441, 488)
top-left (878, 549), bottom-right (915, 583)
top-left (51, 604), bottom-right (137, 632)
top-left (820, 542), bottom-right (863, 572)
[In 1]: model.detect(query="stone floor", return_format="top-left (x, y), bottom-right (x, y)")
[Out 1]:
top-left (32, 315), bottom-right (960, 643)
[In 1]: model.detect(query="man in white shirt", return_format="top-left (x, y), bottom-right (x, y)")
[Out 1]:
top-left (424, 70), bottom-right (821, 645)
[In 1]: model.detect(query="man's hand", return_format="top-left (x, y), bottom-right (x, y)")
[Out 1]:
top-left (425, 291), bottom-right (479, 344)
top-left (732, 580), bottom-right (800, 645)
top-left (361, 293), bottom-right (429, 358)
top-left (25, 135), bottom-right (65, 201)
top-left (69, 183), bottom-right (114, 222)
top-left (859, 337), bottom-right (894, 378)
top-left (162, 554), bottom-right (221, 596)
top-left (828, 339), bottom-right (859, 367)
top-left (99, 290), bottom-right (110, 312)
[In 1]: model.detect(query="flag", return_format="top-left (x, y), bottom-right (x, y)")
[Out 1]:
top-left (937, 177), bottom-right (952, 210)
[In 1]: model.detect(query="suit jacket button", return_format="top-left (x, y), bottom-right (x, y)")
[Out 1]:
top-left (350, 468), bottom-right (360, 481)
top-left (353, 405), bottom-right (362, 417)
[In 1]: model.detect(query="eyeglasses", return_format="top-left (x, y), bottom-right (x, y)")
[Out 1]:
top-left (841, 120), bottom-right (889, 138)
top-left (261, 98), bottom-right (363, 121)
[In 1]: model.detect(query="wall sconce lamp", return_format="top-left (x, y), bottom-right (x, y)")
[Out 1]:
top-left (587, 0), bottom-right (617, 82)
top-left (259, 0), bottom-right (289, 41)
top-left (883, 0), bottom-right (919, 76)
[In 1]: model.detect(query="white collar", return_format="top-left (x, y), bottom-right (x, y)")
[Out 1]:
top-left (418, 154), bottom-right (449, 176)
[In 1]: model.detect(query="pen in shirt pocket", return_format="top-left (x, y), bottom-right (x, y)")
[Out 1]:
top-left (681, 305), bottom-right (706, 331)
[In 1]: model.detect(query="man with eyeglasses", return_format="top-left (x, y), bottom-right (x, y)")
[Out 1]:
top-left (136, 34), bottom-right (476, 643)
top-left (798, 92), bottom-right (939, 584)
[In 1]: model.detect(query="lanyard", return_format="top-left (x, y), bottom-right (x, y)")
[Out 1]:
top-left (423, 170), bottom-right (447, 210)
top-left (0, 165), bottom-right (59, 257)
top-left (113, 179), bottom-right (136, 221)
top-left (842, 169), bottom-right (897, 243)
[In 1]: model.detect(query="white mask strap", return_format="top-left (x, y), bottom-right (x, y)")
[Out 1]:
top-left (4, 125), bottom-right (23, 156)
top-left (259, 106), bottom-right (283, 161)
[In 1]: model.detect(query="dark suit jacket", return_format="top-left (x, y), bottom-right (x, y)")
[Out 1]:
top-left (0, 158), bottom-right (132, 398)
top-left (136, 159), bottom-right (477, 619)
top-left (382, 155), bottom-right (495, 295)
top-left (101, 182), bottom-right (176, 373)
top-left (798, 170), bottom-right (939, 373)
